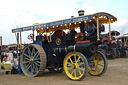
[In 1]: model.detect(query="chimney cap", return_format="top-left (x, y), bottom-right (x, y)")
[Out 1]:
top-left (71, 16), bottom-right (74, 18)
top-left (78, 10), bottom-right (84, 13)
top-left (78, 10), bottom-right (85, 16)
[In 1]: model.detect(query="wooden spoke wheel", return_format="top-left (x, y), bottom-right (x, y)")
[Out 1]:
top-left (120, 49), bottom-right (126, 58)
top-left (97, 48), bottom-right (106, 56)
top-left (63, 52), bottom-right (88, 81)
top-left (20, 44), bottom-right (46, 77)
top-left (116, 50), bottom-right (120, 58)
top-left (88, 51), bottom-right (108, 76)
top-left (108, 48), bottom-right (116, 59)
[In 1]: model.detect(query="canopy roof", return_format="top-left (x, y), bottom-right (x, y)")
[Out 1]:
top-left (118, 36), bottom-right (128, 39)
top-left (12, 12), bottom-right (117, 33)
top-left (108, 30), bottom-right (120, 36)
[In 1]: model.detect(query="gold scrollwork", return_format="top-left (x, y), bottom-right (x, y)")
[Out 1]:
top-left (56, 38), bottom-right (61, 45)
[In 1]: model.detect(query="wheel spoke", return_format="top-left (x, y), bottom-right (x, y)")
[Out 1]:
top-left (98, 57), bottom-right (103, 62)
top-left (78, 69), bottom-right (82, 75)
top-left (36, 61), bottom-right (40, 64)
top-left (98, 63), bottom-right (104, 67)
top-left (33, 62), bottom-right (39, 72)
top-left (34, 58), bottom-right (40, 61)
top-left (96, 56), bottom-right (99, 61)
top-left (76, 57), bottom-right (80, 63)
top-left (26, 63), bottom-right (30, 69)
top-left (95, 66), bottom-right (98, 73)
top-left (96, 66), bottom-right (100, 72)
top-left (35, 63), bottom-right (39, 72)
top-left (91, 66), bottom-right (94, 70)
top-left (92, 54), bottom-right (96, 60)
top-left (28, 47), bottom-right (31, 57)
top-left (67, 67), bottom-right (73, 70)
top-left (34, 62), bottom-right (40, 67)
top-left (26, 64), bottom-right (31, 71)
top-left (69, 57), bottom-right (73, 64)
top-left (31, 47), bottom-right (35, 56)
top-left (67, 62), bottom-right (72, 65)
top-left (23, 61), bottom-right (29, 64)
top-left (71, 70), bottom-right (74, 75)
top-left (74, 69), bottom-right (76, 77)
top-left (23, 53), bottom-right (30, 58)
top-left (33, 52), bottom-right (39, 59)
top-left (78, 67), bottom-right (84, 71)
top-left (25, 57), bottom-right (29, 61)
top-left (74, 55), bottom-right (77, 63)
top-left (79, 62), bottom-right (84, 66)
top-left (31, 64), bottom-right (34, 74)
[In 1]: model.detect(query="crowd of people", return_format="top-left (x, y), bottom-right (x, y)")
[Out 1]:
top-left (0, 49), bottom-right (22, 74)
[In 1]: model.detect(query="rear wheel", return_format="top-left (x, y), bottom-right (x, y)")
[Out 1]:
top-left (88, 51), bottom-right (108, 76)
top-left (97, 48), bottom-right (106, 56)
top-left (120, 49), bottom-right (126, 58)
top-left (107, 48), bottom-right (116, 59)
top-left (20, 44), bottom-right (47, 77)
top-left (63, 52), bottom-right (88, 81)
top-left (116, 50), bottom-right (120, 58)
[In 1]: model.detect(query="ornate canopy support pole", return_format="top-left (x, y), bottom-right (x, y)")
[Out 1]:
top-left (33, 30), bottom-right (34, 41)
top-left (49, 33), bottom-right (52, 42)
top-left (45, 28), bottom-right (49, 42)
top-left (15, 32), bottom-right (19, 50)
top-left (109, 18), bottom-right (112, 40)
top-left (97, 17), bottom-right (100, 40)
top-left (124, 37), bottom-right (127, 47)
top-left (20, 32), bottom-right (22, 49)
top-left (0, 36), bottom-right (2, 51)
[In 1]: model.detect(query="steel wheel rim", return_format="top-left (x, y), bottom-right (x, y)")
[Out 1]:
top-left (21, 45), bottom-right (41, 77)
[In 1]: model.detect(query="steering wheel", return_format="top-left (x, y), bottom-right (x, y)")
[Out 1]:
top-left (84, 23), bottom-right (96, 36)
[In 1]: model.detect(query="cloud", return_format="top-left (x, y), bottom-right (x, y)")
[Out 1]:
top-left (0, 0), bottom-right (80, 45)
top-left (118, 19), bottom-right (128, 35)
top-left (0, 0), bottom-right (128, 45)
top-left (102, 19), bottom-right (128, 36)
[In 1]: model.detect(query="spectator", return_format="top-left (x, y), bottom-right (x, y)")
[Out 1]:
top-left (4, 60), bottom-right (14, 70)
top-left (1, 52), bottom-right (5, 63)
top-left (4, 51), bottom-right (7, 57)
top-left (1, 57), bottom-right (7, 69)
top-left (13, 50), bottom-right (17, 58)
top-left (18, 49), bottom-right (22, 74)
top-left (6, 51), bottom-right (14, 62)
top-left (5, 50), bottom-right (14, 69)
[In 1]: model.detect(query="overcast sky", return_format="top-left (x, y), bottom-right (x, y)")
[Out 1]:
top-left (0, 0), bottom-right (128, 45)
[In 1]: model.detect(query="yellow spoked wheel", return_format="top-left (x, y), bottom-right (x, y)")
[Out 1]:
top-left (64, 52), bottom-right (88, 81)
top-left (88, 51), bottom-right (108, 76)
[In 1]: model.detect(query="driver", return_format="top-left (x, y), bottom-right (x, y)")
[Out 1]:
top-left (84, 22), bottom-right (104, 36)
top-left (84, 22), bottom-right (96, 36)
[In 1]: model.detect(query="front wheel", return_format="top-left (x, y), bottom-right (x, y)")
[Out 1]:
top-left (63, 52), bottom-right (88, 81)
top-left (88, 51), bottom-right (108, 76)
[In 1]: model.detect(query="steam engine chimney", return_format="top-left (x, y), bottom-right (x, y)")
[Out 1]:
top-left (78, 10), bottom-right (85, 33)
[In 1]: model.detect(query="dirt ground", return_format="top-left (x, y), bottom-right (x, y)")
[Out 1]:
top-left (0, 58), bottom-right (128, 85)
